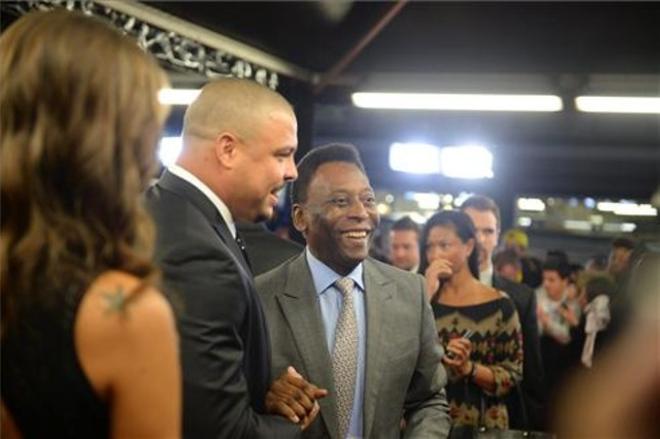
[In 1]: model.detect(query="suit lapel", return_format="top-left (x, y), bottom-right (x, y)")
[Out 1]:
top-left (276, 254), bottom-right (340, 439)
top-left (157, 170), bottom-right (252, 274)
top-left (212, 222), bottom-right (252, 275)
top-left (362, 259), bottom-right (394, 439)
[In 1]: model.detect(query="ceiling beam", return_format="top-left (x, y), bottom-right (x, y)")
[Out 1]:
top-left (96, 0), bottom-right (314, 83)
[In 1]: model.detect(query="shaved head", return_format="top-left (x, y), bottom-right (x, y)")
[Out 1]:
top-left (183, 78), bottom-right (293, 144)
top-left (175, 78), bottom-right (298, 223)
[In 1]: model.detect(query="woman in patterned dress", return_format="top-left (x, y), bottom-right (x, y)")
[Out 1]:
top-left (420, 210), bottom-right (523, 429)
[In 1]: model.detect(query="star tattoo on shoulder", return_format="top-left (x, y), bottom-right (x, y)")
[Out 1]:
top-left (103, 286), bottom-right (128, 315)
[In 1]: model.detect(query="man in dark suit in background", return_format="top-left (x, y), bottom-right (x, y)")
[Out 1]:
top-left (237, 221), bottom-right (303, 276)
top-left (461, 195), bottom-right (546, 430)
top-left (146, 79), bottom-right (325, 438)
top-left (257, 144), bottom-right (451, 438)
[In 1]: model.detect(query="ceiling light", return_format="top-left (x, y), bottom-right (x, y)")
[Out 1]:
top-left (603, 222), bottom-right (637, 233)
top-left (596, 201), bottom-right (618, 212)
top-left (389, 142), bottom-right (441, 174)
top-left (564, 220), bottom-right (592, 231)
top-left (613, 203), bottom-right (657, 217)
top-left (517, 198), bottom-right (546, 212)
top-left (440, 145), bottom-right (493, 179)
top-left (352, 92), bottom-right (563, 112)
top-left (410, 192), bottom-right (441, 210)
top-left (597, 200), bottom-right (658, 217)
top-left (575, 96), bottom-right (660, 114)
top-left (159, 88), bottom-right (201, 105)
top-left (376, 203), bottom-right (391, 215)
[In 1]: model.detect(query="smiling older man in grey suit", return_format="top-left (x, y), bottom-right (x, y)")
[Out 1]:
top-left (256, 143), bottom-right (450, 439)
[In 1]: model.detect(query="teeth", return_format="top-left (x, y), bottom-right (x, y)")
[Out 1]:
top-left (344, 231), bottom-right (367, 238)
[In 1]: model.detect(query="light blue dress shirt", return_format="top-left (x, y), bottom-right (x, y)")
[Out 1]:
top-left (305, 247), bottom-right (366, 439)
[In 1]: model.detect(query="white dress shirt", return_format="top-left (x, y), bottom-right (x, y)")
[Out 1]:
top-left (168, 164), bottom-right (237, 238)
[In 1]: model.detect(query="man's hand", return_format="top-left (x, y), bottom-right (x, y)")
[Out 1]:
top-left (559, 304), bottom-right (579, 327)
top-left (265, 366), bottom-right (328, 430)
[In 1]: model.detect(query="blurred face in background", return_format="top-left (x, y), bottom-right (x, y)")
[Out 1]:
top-left (389, 229), bottom-right (420, 271)
top-left (608, 246), bottom-right (632, 276)
top-left (497, 263), bottom-right (521, 283)
top-left (463, 207), bottom-right (498, 272)
top-left (543, 269), bottom-right (568, 301)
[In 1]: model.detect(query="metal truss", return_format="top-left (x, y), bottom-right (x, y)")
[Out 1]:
top-left (1, 0), bottom-right (313, 90)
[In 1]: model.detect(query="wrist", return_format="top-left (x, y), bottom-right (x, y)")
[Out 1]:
top-left (465, 361), bottom-right (477, 380)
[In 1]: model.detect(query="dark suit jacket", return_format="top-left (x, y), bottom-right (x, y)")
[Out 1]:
top-left (492, 274), bottom-right (546, 430)
top-left (236, 222), bottom-right (303, 276)
top-left (145, 170), bottom-right (300, 439)
top-left (256, 254), bottom-right (451, 439)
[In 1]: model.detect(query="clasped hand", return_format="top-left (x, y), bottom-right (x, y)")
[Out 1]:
top-left (265, 366), bottom-right (328, 430)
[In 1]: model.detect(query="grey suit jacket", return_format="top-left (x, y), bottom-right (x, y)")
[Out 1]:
top-left (256, 253), bottom-right (451, 439)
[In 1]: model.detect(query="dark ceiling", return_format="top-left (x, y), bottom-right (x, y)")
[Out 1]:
top-left (149, 1), bottom-right (659, 202)
top-left (10, 1), bottom-right (654, 202)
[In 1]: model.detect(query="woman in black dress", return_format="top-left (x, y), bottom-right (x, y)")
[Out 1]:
top-left (1, 9), bottom-right (180, 438)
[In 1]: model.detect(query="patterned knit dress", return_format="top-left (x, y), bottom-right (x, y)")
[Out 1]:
top-left (433, 294), bottom-right (523, 429)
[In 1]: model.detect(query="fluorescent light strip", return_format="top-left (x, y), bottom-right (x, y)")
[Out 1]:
top-left (576, 96), bottom-right (660, 114)
top-left (597, 201), bottom-right (658, 217)
top-left (159, 89), bottom-right (201, 105)
top-left (613, 204), bottom-right (657, 217)
top-left (517, 198), bottom-right (546, 212)
top-left (352, 92), bottom-right (563, 112)
top-left (564, 220), bottom-right (592, 231)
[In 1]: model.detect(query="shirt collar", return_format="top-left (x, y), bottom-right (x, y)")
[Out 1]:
top-left (305, 247), bottom-right (364, 296)
top-left (168, 164), bottom-right (236, 238)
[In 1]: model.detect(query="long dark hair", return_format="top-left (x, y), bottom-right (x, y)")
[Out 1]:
top-left (418, 210), bottom-right (481, 279)
top-left (1, 10), bottom-right (169, 329)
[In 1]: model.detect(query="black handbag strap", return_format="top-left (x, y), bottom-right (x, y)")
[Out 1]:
top-left (513, 380), bottom-right (530, 430)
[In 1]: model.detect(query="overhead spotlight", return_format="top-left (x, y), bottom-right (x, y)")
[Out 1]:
top-left (575, 96), bottom-right (660, 114)
top-left (352, 92), bottom-right (563, 112)
top-left (389, 142), bottom-right (441, 174)
top-left (158, 88), bottom-right (201, 105)
top-left (440, 145), bottom-right (493, 179)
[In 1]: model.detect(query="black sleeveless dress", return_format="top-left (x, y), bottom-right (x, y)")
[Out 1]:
top-left (1, 287), bottom-right (109, 438)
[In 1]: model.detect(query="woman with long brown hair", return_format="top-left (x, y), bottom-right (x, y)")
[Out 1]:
top-left (420, 210), bottom-right (523, 430)
top-left (1, 10), bottom-right (180, 438)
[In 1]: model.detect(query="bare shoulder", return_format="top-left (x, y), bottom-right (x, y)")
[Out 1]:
top-left (79, 270), bottom-right (173, 324)
top-left (75, 270), bottom-right (177, 395)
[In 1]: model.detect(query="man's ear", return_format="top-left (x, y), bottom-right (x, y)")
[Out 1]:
top-left (214, 132), bottom-right (238, 168)
top-left (292, 204), bottom-right (307, 234)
